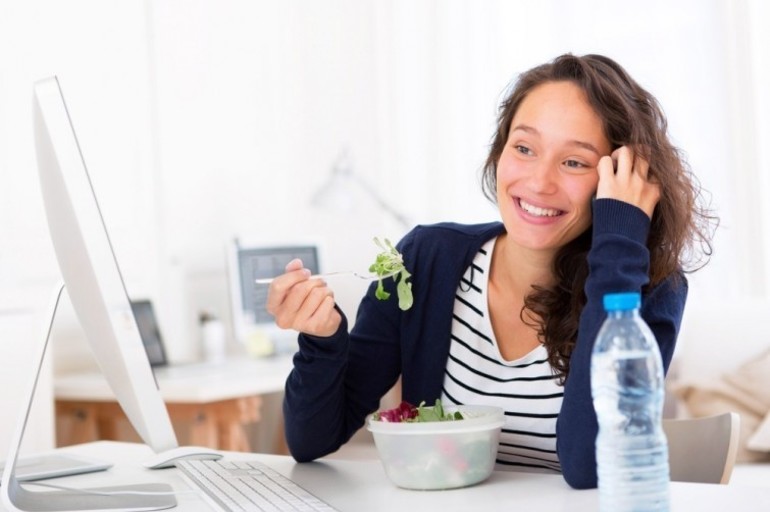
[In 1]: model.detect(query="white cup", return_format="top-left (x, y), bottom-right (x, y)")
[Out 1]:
top-left (201, 319), bottom-right (226, 362)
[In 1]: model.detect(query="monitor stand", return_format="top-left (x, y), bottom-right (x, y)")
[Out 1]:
top-left (1, 284), bottom-right (177, 512)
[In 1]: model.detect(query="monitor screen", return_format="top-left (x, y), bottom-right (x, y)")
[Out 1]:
top-left (226, 242), bottom-right (319, 345)
top-left (33, 76), bottom-right (178, 454)
top-left (130, 300), bottom-right (168, 367)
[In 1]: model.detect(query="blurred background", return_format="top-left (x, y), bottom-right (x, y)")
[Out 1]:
top-left (1, 0), bottom-right (768, 456)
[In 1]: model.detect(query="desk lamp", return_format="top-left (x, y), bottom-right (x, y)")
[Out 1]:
top-left (311, 149), bottom-right (411, 230)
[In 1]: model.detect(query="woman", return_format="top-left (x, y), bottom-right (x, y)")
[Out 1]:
top-left (266, 53), bottom-right (715, 489)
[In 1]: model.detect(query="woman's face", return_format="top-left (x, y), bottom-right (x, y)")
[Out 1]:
top-left (496, 80), bottom-right (611, 254)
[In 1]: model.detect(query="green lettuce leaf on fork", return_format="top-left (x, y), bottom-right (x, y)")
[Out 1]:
top-left (369, 237), bottom-right (413, 311)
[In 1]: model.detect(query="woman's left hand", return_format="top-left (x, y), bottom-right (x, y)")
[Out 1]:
top-left (596, 146), bottom-right (661, 219)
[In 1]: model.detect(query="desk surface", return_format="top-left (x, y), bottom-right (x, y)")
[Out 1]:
top-left (54, 355), bottom-right (294, 403)
top-left (19, 441), bottom-right (770, 512)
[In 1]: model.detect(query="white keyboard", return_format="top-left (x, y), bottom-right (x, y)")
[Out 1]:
top-left (176, 459), bottom-right (338, 511)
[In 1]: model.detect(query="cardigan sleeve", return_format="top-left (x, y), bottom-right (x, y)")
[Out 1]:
top-left (282, 308), bottom-right (353, 461)
top-left (282, 232), bottom-right (417, 462)
top-left (556, 199), bottom-right (688, 489)
top-left (283, 291), bottom-right (408, 462)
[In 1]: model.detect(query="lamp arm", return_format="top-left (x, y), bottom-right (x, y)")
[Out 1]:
top-left (350, 174), bottom-right (411, 229)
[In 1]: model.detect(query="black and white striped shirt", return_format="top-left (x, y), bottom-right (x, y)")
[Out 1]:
top-left (440, 237), bottom-right (563, 473)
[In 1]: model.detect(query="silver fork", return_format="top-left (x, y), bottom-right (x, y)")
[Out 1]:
top-left (255, 270), bottom-right (398, 285)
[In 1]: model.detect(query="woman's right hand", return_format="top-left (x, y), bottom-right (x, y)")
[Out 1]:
top-left (265, 258), bottom-right (342, 337)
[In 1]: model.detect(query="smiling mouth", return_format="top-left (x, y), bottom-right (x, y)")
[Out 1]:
top-left (518, 198), bottom-right (564, 218)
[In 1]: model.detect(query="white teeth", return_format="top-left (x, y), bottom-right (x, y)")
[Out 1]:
top-left (519, 199), bottom-right (561, 217)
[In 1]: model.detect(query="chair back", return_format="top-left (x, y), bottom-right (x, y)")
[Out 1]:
top-left (663, 412), bottom-right (741, 484)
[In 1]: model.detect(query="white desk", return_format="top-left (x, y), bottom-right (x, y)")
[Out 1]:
top-left (21, 441), bottom-right (770, 512)
top-left (54, 356), bottom-right (294, 452)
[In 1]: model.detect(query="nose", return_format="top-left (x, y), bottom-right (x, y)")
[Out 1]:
top-left (526, 159), bottom-right (559, 194)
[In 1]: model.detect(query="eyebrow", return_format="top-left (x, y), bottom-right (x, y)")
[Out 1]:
top-left (511, 124), bottom-right (601, 155)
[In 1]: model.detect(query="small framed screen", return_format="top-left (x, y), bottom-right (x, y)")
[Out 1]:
top-left (237, 245), bottom-right (319, 324)
top-left (227, 242), bottom-right (320, 345)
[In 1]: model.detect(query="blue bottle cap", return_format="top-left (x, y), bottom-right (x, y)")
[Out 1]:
top-left (603, 292), bottom-right (641, 312)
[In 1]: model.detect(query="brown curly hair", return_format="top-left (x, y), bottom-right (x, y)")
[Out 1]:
top-left (481, 53), bottom-right (717, 383)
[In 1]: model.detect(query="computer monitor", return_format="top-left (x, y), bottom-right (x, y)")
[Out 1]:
top-left (33, 76), bottom-right (178, 454)
top-left (2, 76), bottom-right (194, 511)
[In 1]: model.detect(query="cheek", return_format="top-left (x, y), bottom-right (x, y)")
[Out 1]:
top-left (565, 177), bottom-right (599, 222)
top-left (567, 175), bottom-right (599, 204)
top-left (495, 152), bottom-right (525, 187)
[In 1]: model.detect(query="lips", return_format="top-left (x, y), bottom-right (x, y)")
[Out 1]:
top-left (517, 198), bottom-right (564, 217)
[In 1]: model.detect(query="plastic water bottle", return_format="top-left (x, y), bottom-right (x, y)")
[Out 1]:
top-left (591, 292), bottom-right (669, 512)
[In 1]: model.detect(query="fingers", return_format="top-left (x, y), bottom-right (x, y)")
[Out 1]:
top-left (276, 279), bottom-right (329, 325)
top-left (290, 285), bottom-right (339, 334)
top-left (265, 259), bottom-right (311, 316)
top-left (611, 146), bottom-right (649, 179)
top-left (596, 147), bottom-right (644, 198)
top-left (265, 259), bottom-right (341, 337)
top-left (595, 155), bottom-right (615, 199)
top-left (634, 152), bottom-right (650, 179)
top-left (596, 145), bottom-right (660, 218)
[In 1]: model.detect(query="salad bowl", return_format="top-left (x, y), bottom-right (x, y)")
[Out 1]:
top-left (367, 403), bottom-right (504, 490)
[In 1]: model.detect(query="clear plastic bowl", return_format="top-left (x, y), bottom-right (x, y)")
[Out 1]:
top-left (366, 404), bottom-right (504, 490)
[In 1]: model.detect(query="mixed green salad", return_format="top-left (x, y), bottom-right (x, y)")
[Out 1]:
top-left (369, 237), bottom-right (413, 311)
top-left (372, 399), bottom-right (464, 423)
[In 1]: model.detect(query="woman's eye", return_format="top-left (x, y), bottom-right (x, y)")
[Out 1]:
top-left (563, 159), bottom-right (594, 175)
top-left (515, 145), bottom-right (533, 156)
top-left (564, 159), bottom-right (585, 169)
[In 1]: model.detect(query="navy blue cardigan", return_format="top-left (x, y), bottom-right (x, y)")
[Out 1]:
top-left (283, 199), bottom-right (687, 489)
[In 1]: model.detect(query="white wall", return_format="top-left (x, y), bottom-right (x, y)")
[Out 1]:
top-left (0, 310), bottom-right (55, 460)
top-left (1, 0), bottom-right (769, 454)
top-left (146, 0), bottom-right (770, 362)
top-left (0, 0), bottom-right (155, 456)
top-left (145, 0), bottom-right (770, 359)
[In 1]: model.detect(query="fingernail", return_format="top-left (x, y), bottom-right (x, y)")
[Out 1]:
top-left (285, 258), bottom-right (302, 271)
